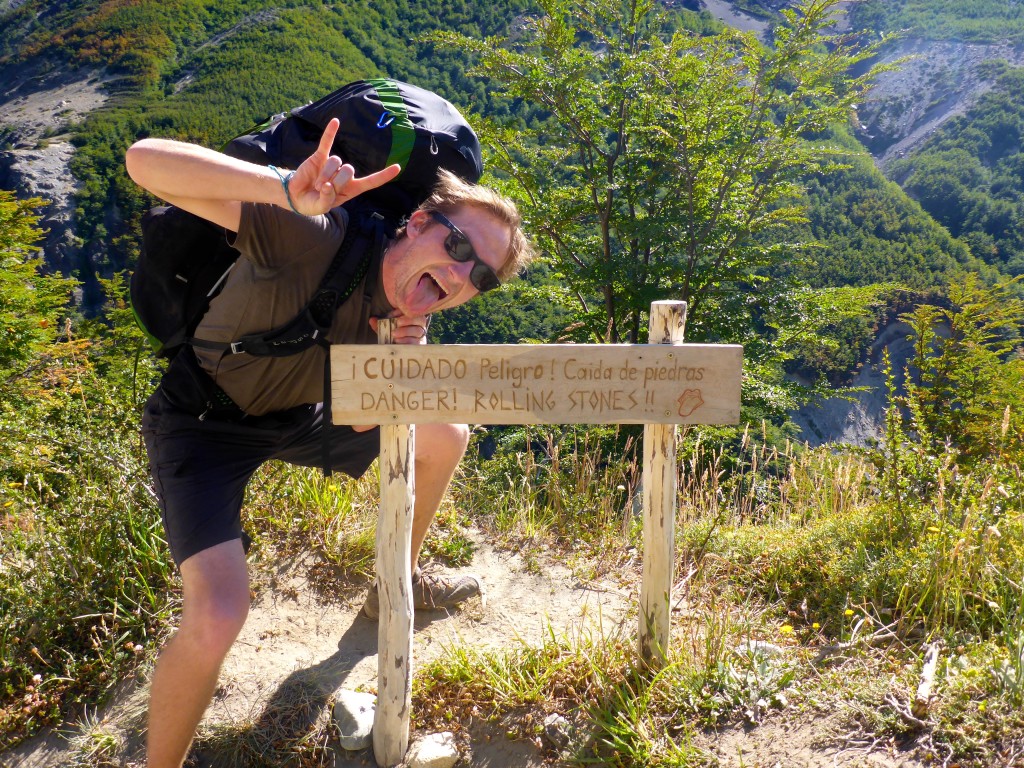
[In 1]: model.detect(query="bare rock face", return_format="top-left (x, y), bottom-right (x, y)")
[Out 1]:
top-left (0, 64), bottom-right (110, 288)
top-left (855, 39), bottom-right (1024, 169)
top-left (791, 319), bottom-right (920, 447)
top-left (1, 141), bottom-right (82, 276)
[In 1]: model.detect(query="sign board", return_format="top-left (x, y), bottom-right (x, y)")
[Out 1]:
top-left (330, 344), bottom-right (742, 425)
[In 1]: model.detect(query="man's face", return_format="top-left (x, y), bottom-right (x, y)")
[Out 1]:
top-left (382, 206), bottom-right (511, 318)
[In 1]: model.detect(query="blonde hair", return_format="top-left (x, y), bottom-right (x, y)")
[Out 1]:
top-left (402, 170), bottom-right (535, 282)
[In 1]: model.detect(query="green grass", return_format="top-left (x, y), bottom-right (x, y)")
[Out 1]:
top-left (243, 463), bottom-right (380, 582)
top-left (0, 329), bottom-right (175, 749)
top-left (242, 459), bottom-right (476, 597)
top-left (410, 388), bottom-right (1024, 767)
top-left (7, 392), bottom-right (1024, 765)
top-left (412, 591), bottom-right (797, 767)
top-left (691, 437), bottom-right (1024, 640)
top-left (454, 425), bottom-right (643, 564)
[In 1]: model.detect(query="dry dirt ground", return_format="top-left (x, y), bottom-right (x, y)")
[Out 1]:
top-left (6, 532), bottom-right (629, 768)
top-left (4, 528), bottom-right (930, 768)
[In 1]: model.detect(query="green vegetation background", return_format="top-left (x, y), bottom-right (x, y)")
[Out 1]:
top-left (3, 0), bottom-right (1019, 326)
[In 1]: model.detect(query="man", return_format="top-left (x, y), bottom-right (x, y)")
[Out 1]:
top-left (125, 116), bottom-right (533, 768)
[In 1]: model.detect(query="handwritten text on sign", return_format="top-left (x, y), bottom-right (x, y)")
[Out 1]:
top-left (330, 344), bottom-right (742, 425)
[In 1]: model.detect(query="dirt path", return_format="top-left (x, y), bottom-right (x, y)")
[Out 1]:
top-left (5, 531), bottom-right (636, 768)
top-left (211, 531), bottom-right (635, 737)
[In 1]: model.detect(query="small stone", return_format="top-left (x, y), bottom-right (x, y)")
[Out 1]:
top-left (332, 690), bottom-right (375, 751)
top-left (543, 713), bottom-right (572, 750)
top-left (405, 731), bottom-right (458, 768)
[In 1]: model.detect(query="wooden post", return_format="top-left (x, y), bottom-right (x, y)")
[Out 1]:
top-left (639, 300), bottom-right (687, 668)
top-left (372, 319), bottom-right (415, 767)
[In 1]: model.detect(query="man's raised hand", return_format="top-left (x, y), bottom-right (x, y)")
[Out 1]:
top-left (369, 315), bottom-right (429, 345)
top-left (288, 118), bottom-right (401, 215)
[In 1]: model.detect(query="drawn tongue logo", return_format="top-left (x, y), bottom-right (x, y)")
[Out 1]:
top-left (677, 389), bottom-right (704, 417)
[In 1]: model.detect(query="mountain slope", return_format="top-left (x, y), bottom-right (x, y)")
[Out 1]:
top-left (1, 0), bottom-right (1020, 316)
top-left (0, 0), bottom-right (534, 308)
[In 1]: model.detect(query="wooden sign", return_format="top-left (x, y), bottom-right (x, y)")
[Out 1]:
top-left (330, 343), bottom-right (742, 425)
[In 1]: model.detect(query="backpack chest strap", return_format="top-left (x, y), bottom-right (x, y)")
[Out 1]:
top-left (190, 215), bottom-right (380, 358)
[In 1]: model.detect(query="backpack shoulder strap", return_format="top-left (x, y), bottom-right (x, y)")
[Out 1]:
top-left (190, 212), bottom-right (383, 358)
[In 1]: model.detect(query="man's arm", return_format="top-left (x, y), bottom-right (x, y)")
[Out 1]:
top-left (125, 118), bottom-right (401, 232)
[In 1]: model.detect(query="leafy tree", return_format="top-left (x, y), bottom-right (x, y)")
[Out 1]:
top-left (429, 0), bottom-right (895, 420)
top-left (901, 276), bottom-right (1024, 464)
top-left (430, 0), bottom-right (888, 347)
top-left (0, 191), bottom-right (76, 378)
top-left (778, 283), bottom-right (901, 386)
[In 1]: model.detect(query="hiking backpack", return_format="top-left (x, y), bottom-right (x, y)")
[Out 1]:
top-left (131, 77), bottom-right (483, 359)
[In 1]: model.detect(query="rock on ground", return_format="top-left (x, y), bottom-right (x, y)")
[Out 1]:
top-left (405, 732), bottom-right (458, 768)
top-left (332, 690), bottom-right (376, 751)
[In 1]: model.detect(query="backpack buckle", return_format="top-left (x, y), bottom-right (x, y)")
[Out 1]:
top-left (230, 341), bottom-right (245, 354)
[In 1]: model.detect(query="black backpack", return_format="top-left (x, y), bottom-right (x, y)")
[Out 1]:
top-left (131, 77), bottom-right (483, 360)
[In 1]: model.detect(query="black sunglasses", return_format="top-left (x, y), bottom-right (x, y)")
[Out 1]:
top-left (429, 211), bottom-right (501, 293)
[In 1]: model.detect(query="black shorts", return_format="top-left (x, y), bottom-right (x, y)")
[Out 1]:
top-left (141, 357), bottom-right (379, 566)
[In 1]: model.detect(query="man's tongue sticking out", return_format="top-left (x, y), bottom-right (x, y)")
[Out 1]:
top-left (406, 272), bottom-right (444, 315)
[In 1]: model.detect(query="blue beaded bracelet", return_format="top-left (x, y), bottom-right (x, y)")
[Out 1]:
top-left (268, 164), bottom-right (300, 214)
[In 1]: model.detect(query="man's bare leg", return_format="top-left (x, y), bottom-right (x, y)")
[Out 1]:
top-left (409, 422), bottom-right (470, 568)
top-left (147, 539), bottom-right (250, 768)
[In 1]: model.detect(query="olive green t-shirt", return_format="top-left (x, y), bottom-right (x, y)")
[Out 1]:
top-left (193, 203), bottom-right (392, 416)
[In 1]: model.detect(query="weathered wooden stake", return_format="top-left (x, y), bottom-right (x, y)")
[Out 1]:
top-left (372, 319), bottom-right (415, 767)
top-left (639, 300), bottom-right (687, 668)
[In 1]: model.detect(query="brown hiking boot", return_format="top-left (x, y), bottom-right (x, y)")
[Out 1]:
top-left (361, 567), bottom-right (482, 619)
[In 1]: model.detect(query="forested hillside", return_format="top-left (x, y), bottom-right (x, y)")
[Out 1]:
top-left (1, 0), bottom-right (1012, 326)
top-left (792, 135), bottom-right (989, 289)
top-left (888, 61), bottom-right (1024, 277)
top-left (734, 0), bottom-right (1024, 41)
top-left (849, 0), bottom-right (1024, 43)
top-left (0, 0), bottom-right (538, 308)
